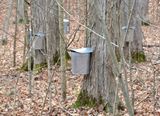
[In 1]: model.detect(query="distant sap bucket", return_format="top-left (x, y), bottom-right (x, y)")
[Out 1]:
top-left (63, 19), bottom-right (70, 34)
top-left (32, 32), bottom-right (45, 50)
top-left (70, 48), bottom-right (93, 75)
top-left (34, 32), bottom-right (45, 37)
top-left (122, 26), bottom-right (135, 42)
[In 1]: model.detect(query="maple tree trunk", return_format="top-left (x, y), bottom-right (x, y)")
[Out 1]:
top-left (1, 0), bottom-right (13, 45)
top-left (122, 0), bottom-right (145, 61)
top-left (112, 0), bottom-right (145, 61)
top-left (138, 0), bottom-right (149, 22)
top-left (78, 0), bottom-right (145, 112)
top-left (17, 0), bottom-right (25, 21)
top-left (31, 0), bottom-right (60, 66)
top-left (77, 0), bottom-right (116, 110)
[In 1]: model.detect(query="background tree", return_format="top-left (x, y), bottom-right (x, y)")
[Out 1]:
top-left (1, 0), bottom-right (13, 45)
top-left (112, 0), bottom-right (146, 61)
top-left (138, 0), bottom-right (149, 23)
top-left (31, 0), bottom-right (60, 68)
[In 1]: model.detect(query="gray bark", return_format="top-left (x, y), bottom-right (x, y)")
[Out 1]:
top-left (31, 0), bottom-right (59, 65)
top-left (113, 0), bottom-right (144, 55)
top-left (81, 0), bottom-right (144, 110)
top-left (137, 0), bottom-right (149, 21)
top-left (17, 0), bottom-right (25, 21)
top-left (122, 0), bottom-right (143, 54)
top-left (82, 0), bottom-right (116, 107)
top-left (1, 0), bottom-right (13, 44)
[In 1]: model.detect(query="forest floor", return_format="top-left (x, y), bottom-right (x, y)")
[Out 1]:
top-left (0, 23), bottom-right (160, 116)
top-left (0, 1), bottom-right (160, 116)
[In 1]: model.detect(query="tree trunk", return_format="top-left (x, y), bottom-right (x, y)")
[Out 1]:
top-left (17, 0), bottom-right (25, 22)
top-left (31, 0), bottom-right (59, 67)
top-left (78, 0), bottom-right (145, 111)
top-left (77, 0), bottom-right (116, 109)
top-left (112, 0), bottom-right (145, 61)
top-left (121, 0), bottom-right (145, 61)
top-left (1, 0), bottom-right (13, 45)
top-left (137, 0), bottom-right (149, 22)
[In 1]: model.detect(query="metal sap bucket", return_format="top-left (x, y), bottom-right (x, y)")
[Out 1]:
top-left (70, 48), bottom-right (93, 75)
top-left (63, 19), bottom-right (70, 34)
top-left (32, 32), bottom-right (45, 50)
top-left (122, 26), bottom-right (135, 42)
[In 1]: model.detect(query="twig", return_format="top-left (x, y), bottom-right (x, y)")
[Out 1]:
top-left (143, 44), bottom-right (160, 48)
top-left (59, 106), bottom-right (78, 116)
top-left (152, 65), bottom-right (157, 116)
top-left (14, 75), bottom-right (19, 109)
top-left (135, 93), bottom-right (150, 106)
top-left (40, 59), bottom-right (60, 116)
top-left (67, 24), bottom-right (82, 48)
top-left (118, 0), bottom-right (136, 115)
top-left (55, 0), bottom-right (119, 47)
top-left (113, 78), bottom-right (119, 116)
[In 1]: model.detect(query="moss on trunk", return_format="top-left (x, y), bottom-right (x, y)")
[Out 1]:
top-left (20, 50), bottom-right (70, 72)
top-left (52, 51), bottom-right (60, 65)
top-left (131, 51), bottom-right (146, 63)
top-left (33, 63), bottom-right (47, 74)
top-left (72, 90), bottom-right (125, 113)
top-left (1, 39), bottom-right (7, 45)
top-left (20, 57), bottom-right (34, 71)
top-left (52, 51), bottom-right (71, 65)
top-left (19, 57), bottom-right (46, 73)
top-left (65, 51), bottom-right (71, 60)
top-left (141, 21), bottom-right (150, 26)
top-left (72, 90), bottom-right (106, 109)
top-left (115, 51), bottom-right (146, 63)
top-left (72, 91), bottom-right (97, 108)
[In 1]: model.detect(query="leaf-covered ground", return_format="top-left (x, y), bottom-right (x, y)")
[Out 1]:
top-left (0, 25), bottom-right (160, 116)
top-left (0, 0), bottom-right (160, 116)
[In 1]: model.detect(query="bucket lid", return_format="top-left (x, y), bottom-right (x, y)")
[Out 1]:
top-left (70, 47), bottom-right (93, 53)
top-left (35, 32), bottom-right (45, 37)
top-left (63, 19), bottom-right (69, 22)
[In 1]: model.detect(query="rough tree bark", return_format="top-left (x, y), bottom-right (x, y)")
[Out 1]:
top-left (111, 0), bottom-right (145, 61)
top-left (121, 0), bottom-right (145, 61)
top-left (17, 0), bottom-right (25, 22)
top-left (75, 0), bottom-right (116, 110)
top-left (137, 0), bottom-right (149, 22)
top-left (31, 0), bottom-right (59, 68)
top-left (1, 0), bottom-right (13, 45)
top-left (76, 0), bottom-right (145, 112)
